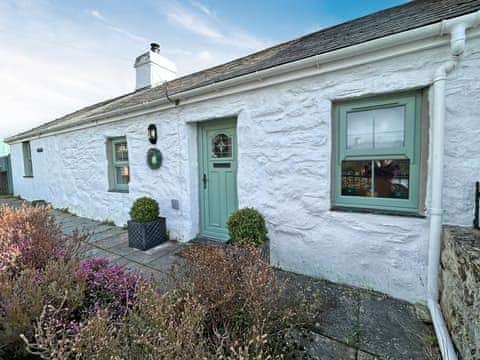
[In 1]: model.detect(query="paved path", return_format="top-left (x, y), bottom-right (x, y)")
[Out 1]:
top-left (0, 196), bottom-right (440, 359)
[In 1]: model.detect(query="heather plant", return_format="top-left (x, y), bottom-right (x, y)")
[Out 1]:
top-left (25, 285), bottom-right (209, 360)
top-left (26, 245), bottom-right (316, 358)
top-left (178, 244), bottom-right (314, 357)
top-left (0, 258), bottom-right (84, 358)
top-left (77, 258), bottom-right (144, 317)
top-left (0, 205), bottom-right (83, 275)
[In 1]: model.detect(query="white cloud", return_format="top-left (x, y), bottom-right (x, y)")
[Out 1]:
top-left (190, 1), bottom-right (216, 19)
top-left (90, 9), bottom-right (107, 22)
top-left (88, 9), bottom-right (149, 43)
top-left (164, 3), bottom-right (270, 52)
top-left (167, 5), bottom-right (223, 40)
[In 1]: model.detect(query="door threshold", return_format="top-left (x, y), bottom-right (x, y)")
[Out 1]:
top-left (191, 236), bottom-right (229, 246)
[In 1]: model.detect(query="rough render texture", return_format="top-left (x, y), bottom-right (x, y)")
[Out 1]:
top-left (10, 35), bottom-right (480, 303)
top-left (440, 226), bottom-right (480, 359)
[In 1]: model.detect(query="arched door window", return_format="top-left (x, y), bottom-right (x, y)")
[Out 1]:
top-left (211, 133), bottom-right (232, 158)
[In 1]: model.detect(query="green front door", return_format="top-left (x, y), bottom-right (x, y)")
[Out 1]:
top-left (198, 119), bottom-right (238, 240)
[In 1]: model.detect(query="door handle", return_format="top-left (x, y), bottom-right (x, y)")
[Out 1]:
top-left (202, 174), bottom-right (208, 189)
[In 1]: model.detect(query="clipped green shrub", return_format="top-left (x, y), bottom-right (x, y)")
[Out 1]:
top-left (129, 197), bottom-right (159, 223)
top-left (227, 207), bottom-right (268, 247)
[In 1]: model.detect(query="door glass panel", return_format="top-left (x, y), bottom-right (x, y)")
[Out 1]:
top-left (212, 134), bottom-right (232, 158)
top-left (115, 166), bottom-right (130, 184)
top-left (346, 106), bottom-right (405, 149)
top-left (374, 159), bottom-right (409, 199)
top-left (341, 160), bottom-right (372, 197)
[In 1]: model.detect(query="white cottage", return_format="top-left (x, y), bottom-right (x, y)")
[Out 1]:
top-left (5, 1), bottom-right (480, 349)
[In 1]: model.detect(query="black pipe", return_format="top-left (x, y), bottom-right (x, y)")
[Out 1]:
top-left (474, 181), bottom-right (479, 229)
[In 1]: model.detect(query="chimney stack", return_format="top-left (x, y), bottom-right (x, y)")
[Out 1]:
top-left (134, 43), bottom-right (177, 90)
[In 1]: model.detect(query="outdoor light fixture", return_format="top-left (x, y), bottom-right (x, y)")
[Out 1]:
top-left (148, 124), bottom-right (157, 144)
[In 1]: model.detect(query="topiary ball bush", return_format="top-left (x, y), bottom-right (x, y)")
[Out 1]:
top-left (129, 197), bottom-right (159, 223)
top-left (227, 207), bottom-right (268, 247)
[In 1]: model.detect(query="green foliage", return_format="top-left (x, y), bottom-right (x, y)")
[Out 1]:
top-left (227, 207), bottom-right (268, 247)
top-left (99, 219), bottom-right (115, 226)
top-left (129, 197), bottom-right (159, 223)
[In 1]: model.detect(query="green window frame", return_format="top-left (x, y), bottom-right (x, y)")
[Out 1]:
top-left (109, 137), bottom-right (130, 192)
top-left (333, 92), bottom-right (422, 214)
top-left (22, 141), bottom-right (33, 177)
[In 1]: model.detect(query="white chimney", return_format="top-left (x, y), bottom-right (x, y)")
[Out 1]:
top-left (134, 43), bottom-right (177, 90)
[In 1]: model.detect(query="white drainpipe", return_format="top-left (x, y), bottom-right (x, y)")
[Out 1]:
top-left (427, 11), bottom-right (480, 360)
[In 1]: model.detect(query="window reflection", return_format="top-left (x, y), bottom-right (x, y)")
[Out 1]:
top-left (341, 159), bottom-right (409, 199)
top-left (346, 106), bottom-right (405, 150)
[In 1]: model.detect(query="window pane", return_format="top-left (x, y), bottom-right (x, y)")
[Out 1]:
top-left (374, 159), bottom-right (409, 199)
top-left (115, 166), bottom-right (129, 185)
top-left (341, 160), bottom-right (372, 197)
top-left (114, 142), bottom-right (128, 162)
top-left (347, 106), bottom-right (405, 150)
top-left (374, 106), bottom-right (405, 148)
top-left (347, 111), bottom-right (373, 149)
top-left (211, 134), bottom-right (232, 158)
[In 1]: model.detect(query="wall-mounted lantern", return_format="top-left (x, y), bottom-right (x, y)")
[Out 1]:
top-left (148, 124), bottom-right (157, 145)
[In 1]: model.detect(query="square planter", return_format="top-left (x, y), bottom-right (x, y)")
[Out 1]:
top-left (128, 217), bottom-right (167, 251)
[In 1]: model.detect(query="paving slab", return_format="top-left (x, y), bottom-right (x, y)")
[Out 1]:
top-left (290, 330), bottom-right (357, 360)
top-left (81, 246), bottom-right (117, 260)
top-left (277, 271), bottom-right (360, 344)
top-left (358, 290), bottom-right (440, 360)
top-left (108, 242), bottom-right (140, 257)
top-left (148, 253), bottom-right (186, 272)
top-left (357, 351), bottom-right (378, 360)
top-left (124, 241), bottom-right (182, 264)
top-left (88, 228), bottom-right (126, 243)
top-left (93, 233), bottom-right (128, 249)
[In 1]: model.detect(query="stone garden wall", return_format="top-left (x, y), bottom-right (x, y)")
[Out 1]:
top-left (440, 226), bottom-right (480, 359)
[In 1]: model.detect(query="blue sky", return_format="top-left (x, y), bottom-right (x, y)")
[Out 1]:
top-left (0, 0), bottom-right (406, 139)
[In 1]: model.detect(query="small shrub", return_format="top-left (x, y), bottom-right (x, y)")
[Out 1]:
top-left (129, 197), bottom-right (159, 223)
top-left (227, 207), bottom-right (268, 247)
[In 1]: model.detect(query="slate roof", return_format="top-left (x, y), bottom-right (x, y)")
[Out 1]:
top-left (7, 0), bottom-right (480, 142)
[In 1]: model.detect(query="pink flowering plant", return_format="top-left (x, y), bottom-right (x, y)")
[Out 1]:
top-left (0, 205), bottom-right (81, 275)
top-left (0, 205), bottom-right (145, 358)
top-left (77, 258), bottom-right (144, 317)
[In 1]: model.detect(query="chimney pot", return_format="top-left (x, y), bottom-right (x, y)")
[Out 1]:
top-left (150, 43), bottom-right (160, 53)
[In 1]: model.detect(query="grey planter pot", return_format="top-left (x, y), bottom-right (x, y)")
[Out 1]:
top-left (128, 217), bottom-right (167, 251)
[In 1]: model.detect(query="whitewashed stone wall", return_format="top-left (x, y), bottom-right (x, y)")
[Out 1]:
top-left (10, 35), bottom-right (480, 302)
